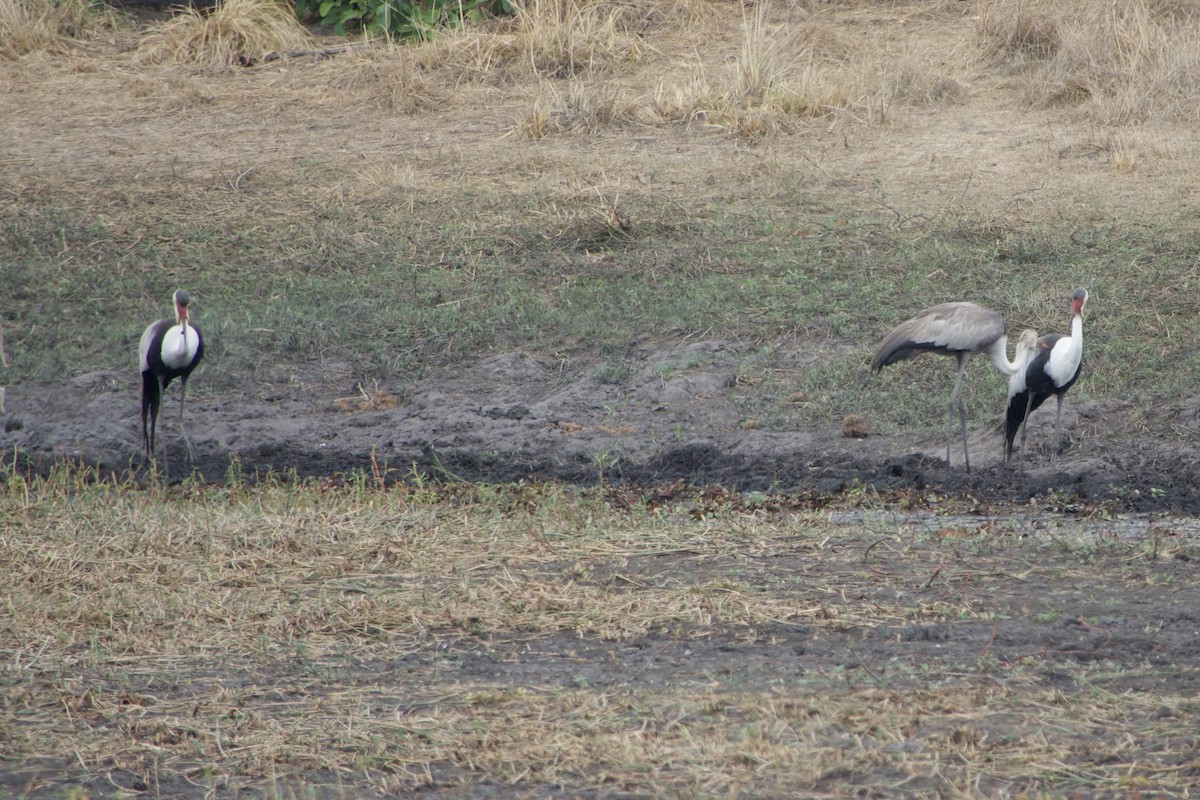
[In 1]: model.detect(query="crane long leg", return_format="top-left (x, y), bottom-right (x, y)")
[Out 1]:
top-left (179, 377), bottom-right (195, 465)
top-left (944, 391), bottom-right (954, 469)
top-left (141, 375), bottom-right (170, 476)
top-left (159, 376), bottom-right (170, 476)
top-left (1051, 394), bottom-right (1064, 465)
top-left (957, 389), bottom-right (970, 474)
top-left (947, 355), bottom-right (971, 473)
top-left (153, 376), bottom-right (164, 460)
top-left (142, 371), bottom-right (157, 461)
top-left (1018, 391), bottom-right (1034, 473)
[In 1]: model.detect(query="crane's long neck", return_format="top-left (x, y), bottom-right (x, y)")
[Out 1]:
top-left (171, 319), bottom-right (191, 347)
top-left (177, 306), bottom-right (190, 334)
top-left (1056, 305), bottom-right (1084, 361)
top-left (1061, 307), bottom-right (1084, 364)
top-left (163, 306), bottom-right (193, 365)
top-left (1042, 306), bottom-right (1085, 388)
top-left (983, 335), bottom-right (1023, 377)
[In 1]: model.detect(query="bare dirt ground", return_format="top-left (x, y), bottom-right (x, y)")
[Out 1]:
top-left (5, 340), bottom-right (1200, 512)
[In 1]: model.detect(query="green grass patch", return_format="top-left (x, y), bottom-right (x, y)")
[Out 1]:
top-left (3, 190), bottom-right (1198, 431)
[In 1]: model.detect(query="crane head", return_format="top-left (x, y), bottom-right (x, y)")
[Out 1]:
top-left (1016, 328), bottom-right (1039, 355)
top-left (1070, 287), bottom-right (1088, 315)
top-left (173, 289), bottom-right (192, 326)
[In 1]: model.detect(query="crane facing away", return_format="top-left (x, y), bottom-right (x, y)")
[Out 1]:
top-left (140, 289), bottom-right (205, 469)
top-left (1005, 288), bottom-right (1089, 469)
top-left (871, 301), bottom-right (1027, 473)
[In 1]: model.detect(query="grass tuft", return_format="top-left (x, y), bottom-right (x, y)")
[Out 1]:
top-left (414, 0), bottom-right (667, 84)
top-left (327, 46), bottom-right (445, 112)
top-left (135, 0), bottom-right (313, 69)
top-left (642, 3), bottom-right (898, 136)
top-left (976, 0), bottom-right (1062, 66)
top-left (521, 79), bottom-right (632, 137)
top-left (978, 0), bottom-right (1200, 122)
top-left (0, 0), bottom-right (122, 58)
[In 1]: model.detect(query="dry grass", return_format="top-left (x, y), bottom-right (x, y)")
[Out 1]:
top-left (410, 0), bottom-right (690, 84)
top-left (886, 52), bottom-right (968, 108)
top-left (978, 0), bottom-right (1200, 123)
top-left (10, 0), bottom-right (1196, 152)
top-left (325, 45), bottom-right (446, 112)
top-left (506, 0), bottom-right (653, 79)
top-left (413, 0), bottom-right (907, 137)
top-left (333, 381), bottom-right (398, 412)
top-left (633, 2), bottom-right (971, 137)
top-left (2, 469), bottom-right (1199, 796)
top-left (976, 0), bottom-right (1063, 66)
top-left (643, 4), bottom-right (874, 135)
top-left (0, 474), bottom-right (845, 659)
top-left (8, 0), bottom-right (1200, 129)
top-left (0, 0), bottom-right (121, 58)
top-left (135, 0), bottom-right (313, 69)
top-left (521, 79), bottom-right (634, 136)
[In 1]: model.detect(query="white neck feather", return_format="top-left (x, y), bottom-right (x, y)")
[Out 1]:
top-left (162, 321), bottom-right (197, 370)
top-left (983, 335), bottom-right (1022, 377)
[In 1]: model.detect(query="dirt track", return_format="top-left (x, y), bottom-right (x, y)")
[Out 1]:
top-left (5, 338), bottom-right (1199, 513)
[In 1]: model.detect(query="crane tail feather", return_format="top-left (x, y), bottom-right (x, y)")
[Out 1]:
top-left (1004, 390), bottom-right (1027, 461)
top-left (1005, 389), bottom-right (1052, 461)
top-left (872, 338), bottom-right (944, 371)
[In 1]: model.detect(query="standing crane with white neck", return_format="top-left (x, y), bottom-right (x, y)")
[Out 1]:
top-left (1005, 288), bottom-right (1088, 469)
top-left (140, 289), bottom-right (205, 468)
top-left (871, 301), bottom-right (1028, 473)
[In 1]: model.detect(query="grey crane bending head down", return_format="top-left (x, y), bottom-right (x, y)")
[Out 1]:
top-left (871, 302), bottom-right (1030, 473)
top-left (140, 290), bottom-right (205, 467)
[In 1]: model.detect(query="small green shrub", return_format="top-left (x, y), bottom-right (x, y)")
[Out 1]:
top-left (297, 0), bottom-right (510, 39)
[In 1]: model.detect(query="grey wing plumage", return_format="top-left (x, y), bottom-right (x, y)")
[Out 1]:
top-left (871, 302), bottom-right (1005, 371)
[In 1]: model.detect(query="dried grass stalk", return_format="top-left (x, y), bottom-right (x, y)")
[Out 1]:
top-left (136, 0), bottom-right (313, 69)
top-left (0, 0), bottom-right (119, 58)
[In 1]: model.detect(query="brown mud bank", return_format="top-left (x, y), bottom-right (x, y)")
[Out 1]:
top-left (3, 342), bottom-right (1198, 513)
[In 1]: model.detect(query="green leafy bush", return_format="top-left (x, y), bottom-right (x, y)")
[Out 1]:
top-left (297, 0), bottom-right (511, 39)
